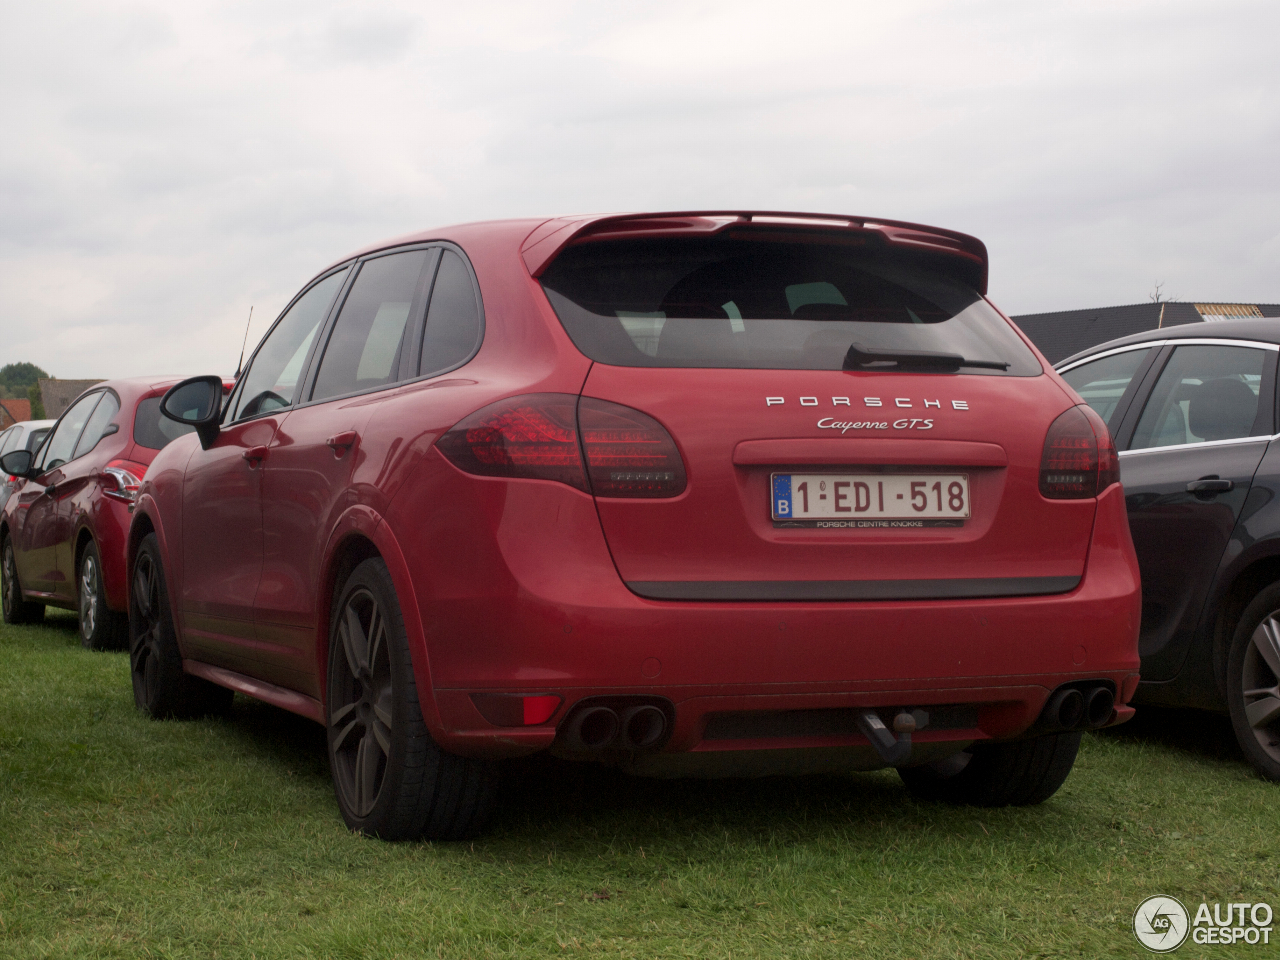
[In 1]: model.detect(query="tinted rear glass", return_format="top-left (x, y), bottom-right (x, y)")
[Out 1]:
top-left (540, 239), bottom-right (1040, 375)
top-left (133, 397), bottom-right (196, 450)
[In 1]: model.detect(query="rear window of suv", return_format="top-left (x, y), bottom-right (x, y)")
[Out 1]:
top-left (539, 238), bottom-right (1041, 375)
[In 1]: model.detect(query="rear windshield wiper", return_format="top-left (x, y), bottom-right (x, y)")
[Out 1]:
top-left (843, 342), bottom-right (1010, 372)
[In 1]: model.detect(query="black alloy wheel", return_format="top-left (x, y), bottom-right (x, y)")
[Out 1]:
top-left (78, 540), bottom-right (127, 650)
top-left (326, 558), bottom-right (497, 840)
top-left (1228, 584), bottom-right (1280, 781)
top-left (2, 535), bottom-right (44, 625)
top-left (129, 533), bottom-right (230, 718)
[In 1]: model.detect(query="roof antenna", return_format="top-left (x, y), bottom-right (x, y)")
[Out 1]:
top-left (234, 306), bottom-right (253, 379)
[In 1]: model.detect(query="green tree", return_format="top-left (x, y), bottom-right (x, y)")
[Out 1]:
top-left (0, 362), bottom-right (50, 400)
top-left (27, 384), bottom-right (45, 420)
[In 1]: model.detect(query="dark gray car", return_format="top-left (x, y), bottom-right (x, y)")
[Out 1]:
top-left (1056, 319), bottom-right (1280, 780)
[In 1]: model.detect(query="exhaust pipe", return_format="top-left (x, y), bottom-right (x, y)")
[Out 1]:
top-left (1044, 688), bottom-right (1085, 730)
top-left (564, 706), bottom-right (620, 750)
top-left (620, 705), bottom-right (667, 749)
top-left (1084, 685), bottom-right (1114, 728)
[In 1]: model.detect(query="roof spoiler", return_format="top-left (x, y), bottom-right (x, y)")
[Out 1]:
top-left (520, 211), bottom-right (989, 294)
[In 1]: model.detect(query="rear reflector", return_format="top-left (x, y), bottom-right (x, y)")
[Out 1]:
top-left (579, 397), bottom-right (686, 498)
top-left (437, 394), bottom-right (687, 498)
top-left (470, 693), bottom-right (562, 726)
top-left (436, 394), bottom-right (588, 490)
top-left (1039, 404), bottom-right (1120, 499)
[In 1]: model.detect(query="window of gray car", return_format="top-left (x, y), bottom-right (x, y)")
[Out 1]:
top-left (230, 267), bottom-right (350, 422)
top-left (540, 238), bottom-right (1041, 374)
top-left (1130, 344), bottom-right (1270, 450)
top-left (37, 392), bottom-right (103, 472)
top-left (419, 250), bottom-right (483, 377)
top-left (0, 427), bottom-right (16, 456)
top-left (1058, 348), bottom-right (1150, 428)
top-left (72, 392), bottom-right (120, 460)
top-left (25, 427), bottom-right (50, 453)
top-left (311, 250), bottom-right (434, 402)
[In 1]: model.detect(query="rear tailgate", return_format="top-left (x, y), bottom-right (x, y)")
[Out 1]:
top-left (582, 365), bottom-right (1091, 598)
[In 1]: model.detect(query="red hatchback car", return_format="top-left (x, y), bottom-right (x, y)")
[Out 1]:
top-left (129, 212), bottom-right (1141, 839)
top-left (0, 379), bottom-right (200, 648)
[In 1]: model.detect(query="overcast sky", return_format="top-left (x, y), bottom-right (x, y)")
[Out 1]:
top-left (2, 0), bottom-right (1278, 380)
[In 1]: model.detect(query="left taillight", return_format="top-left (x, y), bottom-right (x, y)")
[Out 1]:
top-left (101, 460), bottom-right (147, 503)
top-left (436, 394), bottom-right (687, 498)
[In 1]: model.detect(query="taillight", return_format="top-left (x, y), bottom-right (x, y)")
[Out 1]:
top-left (437, 394), bottom-right (687, 498)
top-left (101, 460), bottom-right (147, 503)
top-left (579, 397), bottom-right (686, 498)
top-left (1039, 404), bottom-right (1119, 499)
top-left (436, 394), bottom-right (588, 490)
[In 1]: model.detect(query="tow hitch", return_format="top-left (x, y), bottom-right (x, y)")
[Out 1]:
top-left (857, 709), bottom-right (927, 765)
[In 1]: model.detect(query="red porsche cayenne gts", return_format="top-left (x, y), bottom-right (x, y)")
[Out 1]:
top-left (128, 212), bottom-right (1141, 839)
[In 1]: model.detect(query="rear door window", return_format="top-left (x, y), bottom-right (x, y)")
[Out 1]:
top-left (311, 250), bottom-right (435, 402)
top-left (1129, 345), bottom-right (1273, 450)
top-left (539, 238), bottom-right (1041, 374)
top-left (26, 428), bottom-right (50, 453)
top-left (1058, 348), bottom-right (1152, 429)
top-left (133, 397), bottom-right (196, 450)
top-left (0, 428), bottom-right (15, 455)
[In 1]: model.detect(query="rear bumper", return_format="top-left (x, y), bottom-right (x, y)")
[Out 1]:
top-left (402, 477), bottom-right (1141, 761)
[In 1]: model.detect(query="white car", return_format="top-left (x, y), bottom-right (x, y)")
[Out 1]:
top-left (0, 419), bottom-right (54, 507)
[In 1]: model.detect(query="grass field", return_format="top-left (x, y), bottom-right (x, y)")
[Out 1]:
top-left (1, 611), bottom-right (1276, 959)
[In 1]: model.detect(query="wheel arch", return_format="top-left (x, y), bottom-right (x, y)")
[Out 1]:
top-left (1207, 551), bottom-right (1280, 703)
top-left (314, 509), bottom-right (443, 736)
top-left (125, 503), bottom-right (160, 618)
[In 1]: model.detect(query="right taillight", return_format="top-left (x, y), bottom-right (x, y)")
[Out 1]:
top-left (1039, 404), bottom-right (1120, 499)
top-left (101, 460), bottom-right (147, 503)
top-left (436, 394), bottom-right (686, 498)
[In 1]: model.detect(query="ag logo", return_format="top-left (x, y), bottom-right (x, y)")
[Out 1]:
top-left (1134, 896), bottom-right (1190, 952)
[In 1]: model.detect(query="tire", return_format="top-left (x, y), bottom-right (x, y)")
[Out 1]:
top-left (78, 540), bottom-right (128, 650)
top-left (129, 533), bottom-right (232, 718)
top-left (898, 732), bottom-right (1082, 806)
top-left (1226, 582), bottom-right (1280, 781)
top-left (2, 535), bottom-right (44, 625)
top-left (326, 557), bottom-right (498, 841)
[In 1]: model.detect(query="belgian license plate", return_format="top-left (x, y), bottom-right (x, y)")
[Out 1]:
top-left (771, 473), bottom-right (970, 527)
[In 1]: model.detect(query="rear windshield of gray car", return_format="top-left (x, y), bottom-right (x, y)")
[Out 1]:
top-left (133, 397), bottom-right (196, 450)
top-left (539, 238), bottom-right (1041, 375)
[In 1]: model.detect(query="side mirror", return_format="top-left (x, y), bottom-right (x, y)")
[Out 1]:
top-left (160, 375), bottom-right (224, 450)
top-left (0, 449), bottom-right (35, 480)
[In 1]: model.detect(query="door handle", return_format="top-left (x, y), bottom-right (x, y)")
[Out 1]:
top-left (44, 483), bottom-right (57, 497)
top-left (1186, 477), bottom-right (1234, 495)
top-left (326, 431), bottom-right (358, 455)
top-left (242, 445), bottom-right (270, 465)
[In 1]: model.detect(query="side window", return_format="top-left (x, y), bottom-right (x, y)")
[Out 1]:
top-left (26, 428), bottom-right (51, 453)
top-left (1130, 345), bottom-right (1270, 450)
top-left (37, 393), bottom-right (103, 472)
top-left (419, 250), bottom-right (483, 377)
top-left (72, 392), bottom-right (120, 459)
top-left (1059, 348), bottom-right (1150, 429)
top-left (0, 428), bottom-right (15, 455)
top-left (311, 250), bottom-right (433, 402)
top-left (231, 267), bottom-right (349, 422)
top-left (133, 397), bottom-right (196, 450)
